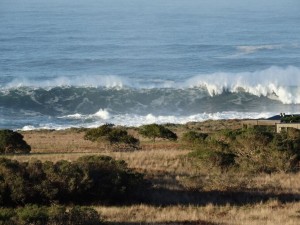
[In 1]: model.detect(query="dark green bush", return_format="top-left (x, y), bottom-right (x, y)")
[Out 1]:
top-left (84, 125), bottom-right (139, 150)
top-left (68, 206), bottom-right (101, 225)
top-left (281, 115), bottom-right (300, 123)
top-left (107, 129), bottom-right (139, 149)
top-left (189, 127), bottom-right (300, 173)
top-left (16, 205), bottom-right (48, 225)
top-left (0, 130), bottom-right (31, 154)
top-left (0, 156), bottom-right (145, 206)
top-left (181, 131), bottom-right (208, 146)
top-left (75, 155), bottom-right (145, 203)
top-left (139, 124), bottom-right (177, 142)
top-left (190, 146), bottom-right (236, 171)
top-left (0, 205), bottom-right (102, 225)
top-left (84, 124), bottom-right (113, 142)
top-left (0, 207), bottom-right (15, 222)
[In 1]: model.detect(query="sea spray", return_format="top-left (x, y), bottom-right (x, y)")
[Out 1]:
top-left (21, 111), bottom-right (276, 130)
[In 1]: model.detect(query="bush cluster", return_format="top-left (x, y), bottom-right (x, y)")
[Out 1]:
top-left (84, 125), bottom-right (139, 151)
top-left (281, 115), bottom-right (300, 123)
top-left (0, 130), bottom-right (31, 154)
top-left (187, 127), bottom-right (300, 173)
top-left (0, 205), bottom-right (101, 225)
top-left (139, 124), bottom-right (177, 142)
top-left (0, 156), bottom-right (145, 206)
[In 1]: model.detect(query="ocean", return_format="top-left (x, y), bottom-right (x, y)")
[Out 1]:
top-left (1, 0), bottom-right (300, 130)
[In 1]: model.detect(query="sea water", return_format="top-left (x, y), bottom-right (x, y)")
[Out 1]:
top-left (1, 0), bottom-right (300, 129)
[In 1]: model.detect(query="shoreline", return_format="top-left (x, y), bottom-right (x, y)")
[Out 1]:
top-left (8, 111), bottom-right (277, 131)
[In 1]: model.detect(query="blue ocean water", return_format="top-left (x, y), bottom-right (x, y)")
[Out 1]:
top-left (1, 0), bottom-right (300, 129)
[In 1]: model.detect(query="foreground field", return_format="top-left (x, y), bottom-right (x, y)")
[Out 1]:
top-left (97, 201), bottom-right (300, 225)
top-left (5, 120), bottom-right (300, 224)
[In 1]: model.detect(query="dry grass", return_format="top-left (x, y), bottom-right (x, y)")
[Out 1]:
top-left (21, 129), bottom-right (183, 153)
top-left (6, 122), bottom-right (300, 224)
top-left (21, 130), bottom-right (101, 153)
top-left (96, 201), bottom-right (300, 225)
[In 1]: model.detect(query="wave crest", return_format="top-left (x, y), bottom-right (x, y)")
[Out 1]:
top-left (1, 66), bottom-right (300, 104)
top-left (184, 66), bottom-right (300, 104)
top-left (4, 75), bottom-right (126, 89)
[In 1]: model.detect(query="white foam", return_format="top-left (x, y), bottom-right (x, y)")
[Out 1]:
top-left (2, 66), bottom-right (300, 104)
top-left (60, 113), bottom-right (83, 119)
top-left (237, 44), bottom-right (282, 54)
top-left (93, 109), bottom-right (110, 119)
top-left (59, 109), bottom-right (110, 120)
top-left (4, 75), bottom-right (127, 89)
top-left (22, 125), bottom-right (37, 131)
top-left (20, 124), bottom-right (71, 131)
top-left (22, 111), bottom-right (276, 130)
top-left (183, 66), bottom-right (300, 104)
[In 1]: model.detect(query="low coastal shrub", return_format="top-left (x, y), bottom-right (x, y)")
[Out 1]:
top-left (190, 146), bottom-right (236, 171)
top-left (84, 124), bottom-right (139, 151)
top-left (0, 130), bottom-right (31, 154)
top-left (187, 127), bottom-right (300, 173)
top-left (139, 124), bottom-right (178, 142)
top-left (281, 115), bottom-right (300, 123)
top-left (181, 131), bottom-right (208, 146)
top-left (0, 156), bottom-right (145, 206)
top-left (0, 205), bottom-right (102, 225)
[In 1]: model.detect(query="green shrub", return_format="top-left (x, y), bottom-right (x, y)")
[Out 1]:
top-left (76, 155), bottom-right (145, 203)
top-left (0, 205), bottom-right (102, 225)
top-left (84, 124), bottom-right (113, 142)
top-left (84, 125), bottom-right (139, 150)
top-left (0, 130), bottom-right (31, 154)
top-left (181, 131), bottom-right (208, 146)
top-left (16, 204), bottom-right (48, 225)
top-left (0, 207), bottom-right (15, 222)
top-left (68, 206), bottom-right (101, 225)
top-left (0, 156), bottom-right (145, 206)
top-left (139, 124), bottom-right (177, 142)
top-left (47, 205), bottom-right (68, 225)
top-left (190, 127), bottom-right (300, 173)
top-left (281, 115), bottom-right (300, 123)
top-left (191, 147), bottom-right (236, 170)
top-left (107, 129), bottom-right (139, 149)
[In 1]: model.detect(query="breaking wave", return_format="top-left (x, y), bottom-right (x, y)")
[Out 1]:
top-left (0, 66), bottom-right (300, 130)
top-left (1, 66), bottom-right (300, 104)
top-left (1, 66), bottom-right (300, 130)
top-left (21, 110), bottom-right (275, 130)
top-left (184, 66), bottom-right (300, 104)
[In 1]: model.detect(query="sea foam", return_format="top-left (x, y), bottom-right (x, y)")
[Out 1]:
top-left (2, 66), bottom-right (300, 104)
top-left (4, 75), bottom-right (127, 89)
top-left (184, 66), bottom-right (300, 104)
top-left (236, 44), bottom-right (283, 54)
top-left (52, 111), bottom-right (275, 130)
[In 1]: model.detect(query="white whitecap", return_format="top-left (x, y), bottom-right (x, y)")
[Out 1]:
top-left (36, 111), bottom-right (277, 131)
top-left (237, 44), bottom-right (282, 54)
top-left (93, 109), bottom-right (110, 120)
top-left (4, 75), bottom-right (127, 89)
top-left (183, 66), bottom-right (300, 104)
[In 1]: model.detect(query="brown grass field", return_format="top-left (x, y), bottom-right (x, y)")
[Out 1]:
top-left (4, 120), bottom-right (300, 225)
